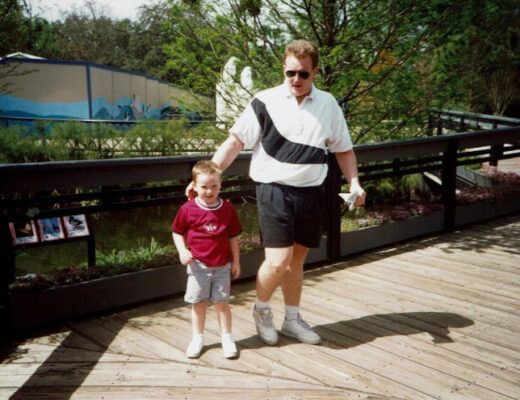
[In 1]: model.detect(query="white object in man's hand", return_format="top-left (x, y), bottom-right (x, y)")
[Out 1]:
top-left (339, 192), bottom-right (358, 211)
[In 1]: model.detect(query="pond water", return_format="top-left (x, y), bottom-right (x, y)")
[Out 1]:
top-left (15, 201), bottom-right (259, 276)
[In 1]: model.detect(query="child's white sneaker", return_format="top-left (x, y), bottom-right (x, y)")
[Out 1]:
top-left (186, 335), bottom-right (204, 358)
top-left (221, 335), bottom-right (238, 359)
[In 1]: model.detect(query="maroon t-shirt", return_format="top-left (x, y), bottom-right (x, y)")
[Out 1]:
top-left (172, 198), bottom-right (242, 267)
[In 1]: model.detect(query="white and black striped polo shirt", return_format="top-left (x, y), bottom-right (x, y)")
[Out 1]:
top-left (230, 83), bottom-right (353, 187)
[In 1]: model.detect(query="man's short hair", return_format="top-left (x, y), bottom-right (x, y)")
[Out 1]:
top-left (192, 160), bottom-right (222, 183)
top-left (284, 40), bottom-right (319, 68)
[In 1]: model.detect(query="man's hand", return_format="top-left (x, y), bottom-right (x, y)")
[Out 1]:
top-left (350, 183), bottom-right (366, 208)
top-left (185, 181), bottom-right (196, 199)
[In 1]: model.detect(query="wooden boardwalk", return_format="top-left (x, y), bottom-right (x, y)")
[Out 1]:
top-left (1, 214), bottom-right (519, 399)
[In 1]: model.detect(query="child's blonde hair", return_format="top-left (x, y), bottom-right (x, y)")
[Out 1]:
top-left (191, 160), bottom-right (222, 183)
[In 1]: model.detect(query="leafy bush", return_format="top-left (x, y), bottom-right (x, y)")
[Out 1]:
top-left (0, 120), bottom-right (228, 163)
top-left (9, 238), bottom-right (178, 293)
top-left (0, 125), bottom-right (68, 163)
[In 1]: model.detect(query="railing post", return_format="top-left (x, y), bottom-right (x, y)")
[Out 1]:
top-left (436, 112), bottom-right (443, 136)
top-left (0, 219), bottom-right (15, 340)
top-left (326, 154), bottom-right (342, 262)
top-left (490, 144), bottom-right (503, 167)
top-left (441, 139), bottom-right (458, 231)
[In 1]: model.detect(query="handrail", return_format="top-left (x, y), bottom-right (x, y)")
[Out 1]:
top-left (428, 109), bottom-right (520, 135)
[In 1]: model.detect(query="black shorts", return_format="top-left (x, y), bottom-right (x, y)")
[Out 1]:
top-left (256, 182), bottom-right (324, 248)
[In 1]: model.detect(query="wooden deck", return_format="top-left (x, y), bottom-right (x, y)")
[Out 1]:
top-left (1, 214), bottom-right (519, 399)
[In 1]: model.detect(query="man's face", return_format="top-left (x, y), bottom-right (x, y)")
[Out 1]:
top-left (283, 54), bottom-right (317, 103)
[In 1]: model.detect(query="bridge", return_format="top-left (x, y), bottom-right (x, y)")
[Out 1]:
top-left (1, 110), bottom-right (519, 398)
top-left (1, 214), bottom-right (518, 399)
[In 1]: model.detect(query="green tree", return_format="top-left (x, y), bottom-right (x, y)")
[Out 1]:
top-left (50, 1), bottom-right (132, 67)
top-left (0, 0), bottom-right (29, 56)
top-left (430, 0), bottom-right (519, 116)
top-left (162, 0), bottom-right (477, 142)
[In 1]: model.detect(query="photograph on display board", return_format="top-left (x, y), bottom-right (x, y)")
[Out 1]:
top-left (37, 217), bottom-right (65, 242)
top-left (9, 221), bottom-right (39, 245)
top-left (62, 215), bottom-right (90, 238)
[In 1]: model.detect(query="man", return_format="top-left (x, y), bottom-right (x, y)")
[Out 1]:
top-left (207, 39), bottom-right (365, 345)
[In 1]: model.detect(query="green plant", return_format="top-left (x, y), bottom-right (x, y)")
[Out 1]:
top-left (96, 237), bottom-right (177, 272)
top-left (9, 238), bottom-right (178, 293)
top-left (0, 125), bottom-right (68, 163)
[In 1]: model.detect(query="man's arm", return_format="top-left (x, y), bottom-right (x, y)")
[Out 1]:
top-left (212, 133), bottom-right (244, 171)
top-left (335, 149), bottom-right (366, 207)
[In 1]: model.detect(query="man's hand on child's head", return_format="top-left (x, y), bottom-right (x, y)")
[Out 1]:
top-left (185, 181), bottom-right (196, 200)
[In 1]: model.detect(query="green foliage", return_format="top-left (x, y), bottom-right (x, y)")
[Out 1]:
top-left (360, 174), bottom-right (434, 208)
top-left (0, 121), bottom-right (228, 163)
top-left (96, 237), bottom-right (177, 273)
top-left (0, 125), bottom-right (68, 163)
top-left (3, 0), bottom-right (518, 146)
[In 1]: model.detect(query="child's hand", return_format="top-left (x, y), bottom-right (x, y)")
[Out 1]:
top-left (231, 262), bottom-right (241, 279)
top-left (179, 249), bottom-right (193, 265)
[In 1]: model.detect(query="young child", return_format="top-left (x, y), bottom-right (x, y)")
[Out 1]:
top-left (172, 160), bottom-right (242, 359)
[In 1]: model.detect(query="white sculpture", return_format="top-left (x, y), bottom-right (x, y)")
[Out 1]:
top-left (216, 57), bottom-right (254, 128)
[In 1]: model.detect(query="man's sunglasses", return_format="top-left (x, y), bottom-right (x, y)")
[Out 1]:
top-left (285, 70), bottom-right (311, 80)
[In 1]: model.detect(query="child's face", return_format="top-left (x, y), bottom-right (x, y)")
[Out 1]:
top-left (193, 172), bottom-right (221, 205)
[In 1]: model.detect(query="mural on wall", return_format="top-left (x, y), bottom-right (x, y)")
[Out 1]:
top-left (0, 61), bottom-right (89, 119)
top-left (0, 58), bottom-right (210, 121)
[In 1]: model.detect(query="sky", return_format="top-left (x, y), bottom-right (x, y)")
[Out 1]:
top-left (26, 0), bottom-right (154, 21)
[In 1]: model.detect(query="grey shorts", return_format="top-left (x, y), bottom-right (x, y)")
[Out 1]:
top-left (184, 260), bottom-right (232, 304)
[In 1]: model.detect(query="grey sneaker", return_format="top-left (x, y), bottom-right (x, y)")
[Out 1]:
top-left (252, 305), bottom-right (278, 345)
top-left (281, 314), bottom-right (321, 344)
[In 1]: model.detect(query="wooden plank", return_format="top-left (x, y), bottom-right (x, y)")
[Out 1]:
top-left (1, 387), bottom-right (391, 400)
top-left (299, 288), bottom-right (520, 399)
top-left (264, 295), bottom-right (516, 400)
top-left (306, 266), bottom-right (520, 370)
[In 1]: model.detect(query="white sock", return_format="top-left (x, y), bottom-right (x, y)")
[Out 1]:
top-left (255, 298), bottom-right (270, 310)
top-left (221, 333), bottom-right (234, 343)
top-left (192, 333), bottom-right (204, 344)
top-left (285, 304), bottom-right (300, 321)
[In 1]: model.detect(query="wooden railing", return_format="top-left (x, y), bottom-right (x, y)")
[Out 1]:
top-left (428, 109), bottom-right (520, 135)
top-left (1, 117), bottom-right (519, 337)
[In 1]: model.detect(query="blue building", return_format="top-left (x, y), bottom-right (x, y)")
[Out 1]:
top-left (0, 54), bottom-right (210, 122)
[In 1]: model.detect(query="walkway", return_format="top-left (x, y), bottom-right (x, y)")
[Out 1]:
top-left (1, 215), bottom-right (519, 399)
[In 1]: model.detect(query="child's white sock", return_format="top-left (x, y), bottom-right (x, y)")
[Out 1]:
top-left (192, 333), bottom-right (204, 344)
top-left (221, 332), bottom-right (234, 343)
top-left (284, 304), bottom-right (300, 321)
top-left (255, 298), bottom-right (270, 310)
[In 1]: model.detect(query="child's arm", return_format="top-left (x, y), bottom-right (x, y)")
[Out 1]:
top-left (229, 236), bottom-right (240, 279)
top-left (172, 232), bottom-right (193, 265)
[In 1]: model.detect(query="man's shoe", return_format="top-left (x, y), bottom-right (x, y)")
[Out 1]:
top-left (252, 305), bottom-right (278, 345)
top-left (186, 337), bottom-right (204, 358)
top-left (281, 314), bottom-right (321, 344)
top-left (222, 339), bottom-right (238, 359)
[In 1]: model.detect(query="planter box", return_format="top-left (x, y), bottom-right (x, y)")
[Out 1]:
top-left (339, 211), bottom-right (445, 257)
top-left (10, 249), bottom-right (265, 333)
top-left (10, 264), bottom-right (185, 332)
top-left (455, 192), bottom-right (520, 227)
